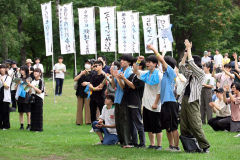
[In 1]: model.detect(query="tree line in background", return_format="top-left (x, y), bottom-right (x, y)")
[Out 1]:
top-left (1, 0), bottom-right (240, 76)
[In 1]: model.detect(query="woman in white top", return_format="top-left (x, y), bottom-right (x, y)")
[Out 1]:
top-left (0, 64), bottom-right (12, 130)
top-left (208, 88), bottom-right (231, 131)
top-left (27, 68), bottom-right (45, 132)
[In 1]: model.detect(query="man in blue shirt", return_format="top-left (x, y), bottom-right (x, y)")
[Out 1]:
top-left (110, 54), bottom-right (133, 147)
top-left (98, 56), bottom-right (111, 74)
top-left (147, 45), bottom-right (180, 152)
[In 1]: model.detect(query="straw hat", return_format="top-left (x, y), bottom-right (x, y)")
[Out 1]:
top-left (26, 59), bottom-right (33, 64)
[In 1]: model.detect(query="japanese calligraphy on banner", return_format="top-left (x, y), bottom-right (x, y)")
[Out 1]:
top-left (157, 15), bottom-right (172, 52)
top-left (142, 15), bottom-right (158, 54)
top-left (99, 7), bottom-right (116, 52)
top-left (59, 3), bottom-right (76, 54)
top-left (131, 13), bottom-right (140, 53)
top-left (117, 11), bottom-right (132, 54)
top-left (41, 1), bottom-right (53, 56)
top-left (78, 7), bottom-right (96, 55)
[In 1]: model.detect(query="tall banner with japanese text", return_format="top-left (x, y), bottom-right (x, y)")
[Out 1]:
top-left (157, 15), bottom-right (172, 52)
top-left (117, 11), bottom-right (132, 53)
top-left (131, 12), bottom-right (140, 53)
top-left (41, 1), bottom-right (53, 56)
top-left (142, 15), bottom-right (158, 54)
top-left (59, 2), bottom-right (76, 54)
top-left (99, 7), bottom-right (116, 52)
top-left (78, 7), bottom-right (96, 55)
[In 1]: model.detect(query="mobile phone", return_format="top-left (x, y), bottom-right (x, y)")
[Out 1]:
top-left (113, 65), bottom-right (118, 71)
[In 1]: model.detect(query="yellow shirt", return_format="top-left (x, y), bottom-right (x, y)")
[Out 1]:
top-left (222, 58), bottom-right (230, 66)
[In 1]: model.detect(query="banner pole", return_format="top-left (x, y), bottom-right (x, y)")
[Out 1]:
top-left (52, 54), bottom-right (55, 105)
top-left (115, 7), bottom-right (117, 61)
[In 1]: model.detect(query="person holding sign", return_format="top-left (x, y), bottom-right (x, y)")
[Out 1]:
top-left (53, 56), bottom-right (66, 96)
top-left (200, 63), bottom-right (215, 124)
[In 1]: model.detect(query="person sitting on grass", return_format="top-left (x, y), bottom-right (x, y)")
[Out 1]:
top-left (92, 94), bottom-right (119, 145)
top-left (208, 88), bottom-right (231, 131)
top-left (218, 83), bottom-right (240, 132)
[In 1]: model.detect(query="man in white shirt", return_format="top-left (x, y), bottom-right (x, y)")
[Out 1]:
top-left (33, 57), bottom-right (44, 74)
top-left (53, 56), bottom-right (66, 96)
top-left (201, 51), bottom-right (211, 66)
top-left (213, 49), bottom-right (223, 73)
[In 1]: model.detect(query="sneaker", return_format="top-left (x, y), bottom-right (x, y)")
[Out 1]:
top-left (155, 146), bottom-right (163, 150)
top-left (123, 145), bottom-right (134, 148)
top-left (55, 94), bottom-right (59, 96)
top-left (26, 126), bottom-right (30, 130)
top-left (165, 145), bottom-right (176, 151)
top-left (224, 129), bottom-right (229, 132)
top-left (203, 147), bottom-right (210, 153)
top-left (137, 144), bottom-right (146, 148)
top-left (19, 127), bottom-right (24, 130)
top-left (93, 142), bottom-right (102, 145)
top-left (147, 145), bottom-right (156, 149)
top-left (234, 134), bottom-right (240, 137)
top-left (76, 124), bottom-right (80, 126)
top-left (90, 128), bottom-right (94, 133)
top-left (59, 94), bottom-right (62, 96)
top-left (2, 128), bottom-right (8, 130)
top-left (174, 147), bottom-right (181, 152)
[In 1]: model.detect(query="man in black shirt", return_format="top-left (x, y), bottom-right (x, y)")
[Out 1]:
top-left (89, 61), bottom-right (107, 123)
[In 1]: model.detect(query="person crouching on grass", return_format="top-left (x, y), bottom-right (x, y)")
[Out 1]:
top-left (0, 64), bottom-right (12, 130)
top-left (92, 94), bottom-right (119, 145)
top-left (26, 68), bottom-right (45, 132)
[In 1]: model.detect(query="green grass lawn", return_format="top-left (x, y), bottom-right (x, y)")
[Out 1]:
top-left (0, 78), bottom-right (240, 160)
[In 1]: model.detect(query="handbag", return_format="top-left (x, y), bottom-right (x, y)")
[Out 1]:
top-left (28, 94), bottom-right (35, 104)
top-left (74, 81), bottom-right (78, 90)
top-left (179, 135), bottom-right (202, 153)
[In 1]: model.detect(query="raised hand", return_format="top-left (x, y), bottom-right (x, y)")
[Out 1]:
top-left (184, 39), bottom-right (192, 49)
top-left (138, 56), bottom-right (145, 62)
top-left (233, 52), bottom-right (237, 60)
top-left (224, 84), bottom-right (229, 92)
top-left (147, 44), bottom-right (155, 51)
top-left (118, 72), bottom-right (125, 79)
top-left (81, 70), bottom-right (86, 75)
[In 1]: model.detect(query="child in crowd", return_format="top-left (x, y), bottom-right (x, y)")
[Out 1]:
top-left (92, 94), bottom-right (118, 145)
top-left (148, 45), bottom-right (180, 152)
top-left (133, 54), bottom-right (163, 150)
top-left (0, 64), bottom-right (12, 130)
top-left (15, 65), bottom-right (32, 130)
top-left (54, 56), bottom-right (66, 96)
top-left (26, 68), bottom-right (45, 132)
top-left (208, 88), bottom-right (231, 131)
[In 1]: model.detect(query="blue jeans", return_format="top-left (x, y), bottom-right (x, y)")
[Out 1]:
top-left (55, 78), bottom-right (64, 95)
top-left (92, 121), bottom-right (119, 145)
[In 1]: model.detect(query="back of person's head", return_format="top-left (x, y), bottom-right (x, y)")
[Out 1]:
top-left (20, 65), bottom-right (30, 77)
top-left (192, 55), bottom-right (202, 68)
top-left (146, 55), bottom-right (158, 67)
top-left (113, 61), bottom-right (121, 70)
top-left (94, 61), bottom-right (103, 66)
top-left (120, 54), bottom-right (133, 66)
top-left (164, 56), bottom-right (176, 69)
top-left (133, 57), bottom-right (146, 69)
top-left (224, 63), bottom-right (231, 69)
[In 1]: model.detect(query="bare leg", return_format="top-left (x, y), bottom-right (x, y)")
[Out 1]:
top-left (156, 132), bottom-right (162, 146)
top-left (96, 132), bottom-right (104, 141)
top-left (166, 131), bottom-right (174, 146)
top-left (148, 132), bottom-right (155, 146)
top-left (26, 112), bottom-right (31, 125)
top-left (173, 130), bottom-right (180, 147)
top-left (19, 113), bottom-right (24, 124)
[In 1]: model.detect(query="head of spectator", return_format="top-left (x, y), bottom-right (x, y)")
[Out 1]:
top-left (192, 55), bottom-right (202, 68)
top-left (34, 68), bottom-right (42, 79)
top-left (163, 56), bottom-right (177, 71)
top-left (26, 59), bottom-right (33, 67)
top-left (238, 56), bottom-right (240, 62)
top-left (207, 49), bottom-right (211, 56)
top-left (105, 94), bottom-right (114, 105)
top-left (231, 82), bottom-right (240, 95)
top-left (0, 64), bottom-right (8, 75)
top-left (133, 57), bottom-right (146, 71)
top-left (20, 65), bottom-right (30, 78)
top-left (58, 56), bottom-right (63, 64)
top-left (98, 56), bottom-right (107, 67)
top-left (11, 60), bottom-right (17, 68)
top-left (5, 59), bottom-right (11, 68)
top-left (119, 54), bottom-right (133, 69)
top-left (203, 62), bottom-right (211, 74)
top-left (145, 55), bottom-right (158, 71)
top-left (35, 57), bottom-right (41, 64)
top-left (84, 59), bottom-right (93, 70)
top-left (224, 63), bottom-right (232, 72)
top-left (93, 61), bottom-right (103, 73)
top-left (204, 51), bottom-right (208, 57)
top-left (214, 88), bottom-right (224, 99)
top-left (111, 61), bottom-right (121, 70)
top-left (224, 53), bottom-right (229, 59)
top-left (215, 49), bottom-right (219, 55)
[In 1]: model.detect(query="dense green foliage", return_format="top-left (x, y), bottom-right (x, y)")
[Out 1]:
top-left (1, 0), bottom-right (240, 75)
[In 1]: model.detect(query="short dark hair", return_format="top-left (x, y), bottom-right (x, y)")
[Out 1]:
top-left (164, 56), bottom-right (176, 69)
top-left (207, 49), bottom-right (211, 52)
top-left (204, 62), bottom-right (211, 69)
top-left (133, 57), bottom-right (146, 69)
top-left (0, 64), bottom-right (8, 75)
top-left (215, 49), bottom-right (219, 51)
top-left (224, 63), bottom-right (231, 69)
top-left (94, 60), bottom-right (103, 66)
top-left (231, 82), bottom-right (240, 91)
top-left (98, 56), bottom-right (106, 62)
top-left (35, 57), bottom-right (40, 61)
top-left (119, 54), bottom-right (133, 65)
top-left (58, 56), bottom-right (63, 60)
top-left (146, 55), bottom-right (158, 67)
top-left (106, 94), bottom-right (115, 103)
top-left (113, 61), bottom-right (121, 70)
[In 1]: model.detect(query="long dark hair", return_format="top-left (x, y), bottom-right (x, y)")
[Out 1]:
top-left (20, 65), bottom-right (30, 78)
top-left (0, 64), bottom-right (8, 75)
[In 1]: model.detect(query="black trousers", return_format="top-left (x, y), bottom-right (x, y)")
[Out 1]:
top-left (90, 98), bottom-right (105, 123)
top-left (208, 116), bottom-right (227, 131)
top-left (0, 102), bottom-right (10, 129)
top-left (11, 90), bottom-right (17, 109)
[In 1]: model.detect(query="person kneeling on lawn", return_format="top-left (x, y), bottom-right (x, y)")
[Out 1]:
top-left (92, 94), bottom-right (119, 145)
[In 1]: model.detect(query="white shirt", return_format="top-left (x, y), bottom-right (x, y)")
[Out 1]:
top-left (9, 69), bottom-right (21, 91)
top-left (214, 99), bottom-right (231, 117)
top-left (99, 105), bottom-right (117, 135)
top-left (238, 62), bottom-right (240, 67)
top-left (0, 74), bottom-right (12, 103)
top-left (31, 79), bottom-right (45, 100)
top-left (203, 73), bottom-right (215, 88)
top-left (213, 54), bottom-right (223, 67)
top-left (201, 56), bottom-right (211, 64)
top-left (176, 73), bottom-right (187, 95)
top-left (33, 63), bottom-right (44, 73)
top-left (137, 70), bottom-right (162, 112)
top-left (53, 63), bottom-right (66, 79)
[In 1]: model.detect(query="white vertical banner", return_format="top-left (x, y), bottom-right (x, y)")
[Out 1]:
top-left (157, 15), bottom-right (172, 52)
top-left (99, 7), bottom-right (116, 52)
top-left (41, 1), bottom-right (53, 56)
top-left (142, 15), bottom-right (158, 54)
top-left (78, 7), bottom-right (96, 55)
top-left (59, 2), bottom-right (76, 54)
top-left (131, 12), bottom-right (140, 54)
top-left (117, 11), bottom-right (132, 54)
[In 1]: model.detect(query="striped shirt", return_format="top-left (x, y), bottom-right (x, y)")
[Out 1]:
top-left (178, 59), bottom-right (205, 105)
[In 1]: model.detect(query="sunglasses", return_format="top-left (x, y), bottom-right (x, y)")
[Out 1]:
top-left (93, 65), bottom-right (99, 68)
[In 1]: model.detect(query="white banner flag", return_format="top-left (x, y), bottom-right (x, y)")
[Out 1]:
top-left (78, 7), bottom-right (96, 55)
top-left (59, 3), bottom-right (76, 54)
top-left (41, 1), bottom-right (53, 56)
top-left (117, 11), bottom-right (132, 53)
top-left (99, 7), bottom-right (116, 52)
top-left (142, 15), bottom-right (158, 54)
top-left (157, 15), bottom-right (172, 52)
top-left (131, 13), bottom-right (140, 53)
